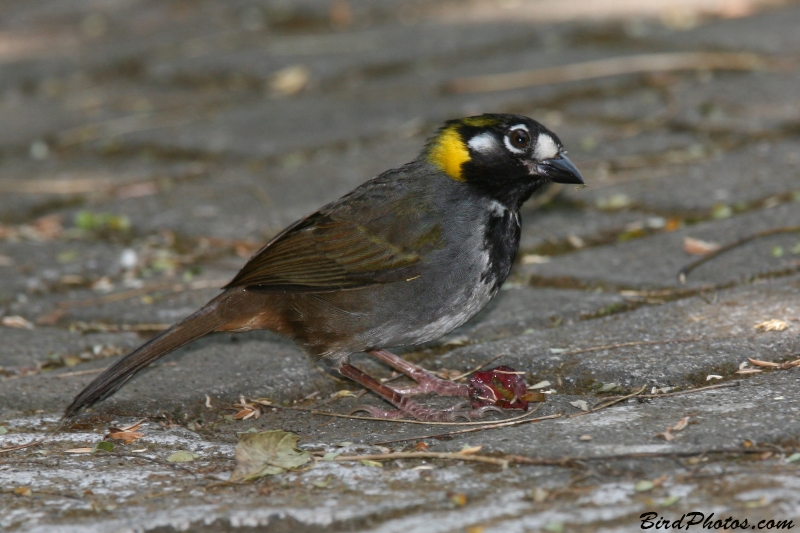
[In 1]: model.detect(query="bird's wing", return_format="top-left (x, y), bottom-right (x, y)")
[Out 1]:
top-left (225, 179), bottom-right (442, 292)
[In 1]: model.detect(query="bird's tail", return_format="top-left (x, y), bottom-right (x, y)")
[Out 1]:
top-left (63, 296), bottom-right (228, 418)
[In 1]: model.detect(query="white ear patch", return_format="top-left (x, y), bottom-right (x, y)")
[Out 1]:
top-left (534, 134), bottom-right (559, 161)
top-left (467, 132), bottom-right (498, 154)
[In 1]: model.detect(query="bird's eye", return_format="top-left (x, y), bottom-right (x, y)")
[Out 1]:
top-left (508, 129), bottom-right (530, 150)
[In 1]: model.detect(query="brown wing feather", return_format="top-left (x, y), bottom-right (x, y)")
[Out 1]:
top-left (225, 212), bottom-right (431, 292)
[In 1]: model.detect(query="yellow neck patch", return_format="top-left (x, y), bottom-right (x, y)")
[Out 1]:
top-left (426, 116), bottom-right (500, 181)
top-left (427, 125), bottom-right (470, 181)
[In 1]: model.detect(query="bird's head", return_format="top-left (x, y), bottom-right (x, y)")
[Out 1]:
top-left (425, 114), bottom-right (584, 207)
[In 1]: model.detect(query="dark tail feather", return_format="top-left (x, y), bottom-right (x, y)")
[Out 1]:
top-left (63, 299), bottom-right (226, 418)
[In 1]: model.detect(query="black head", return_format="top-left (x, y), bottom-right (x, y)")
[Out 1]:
top-left (424, 113), bottom-right (583, 207)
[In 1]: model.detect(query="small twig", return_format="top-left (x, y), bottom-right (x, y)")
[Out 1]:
top-left (0, 437), bottom-right (48, 454)
top-left (334, 451), bottom-right (509, 469)
top-left (678, 226), bottom-right (800, 284)
top-left (371, 408), bottom-right (561, 446)
top-left (568, 385), bottom-right (647, 418)
top-left (446, 52), bottom-right (793, 94)
top-left (449, 354), bottom-right (504, 381)
top-left (308, 408), bottom-right (534, 426)
top-left (50, 368), bottom-right (106, 379)
top-left (558, 338), bottom-right (703, 357)
top-left (69, 321), bottom-right (171, 333)
top-left (509, 446), bottom-right (791, 468)
top-left (603, 381), bottom-right (740, 403)
top-left (58, 279), bottom-right (226, 309)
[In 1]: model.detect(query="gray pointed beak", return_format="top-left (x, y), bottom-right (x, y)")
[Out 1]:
top-left (535, 153), bottom-right (584, 185)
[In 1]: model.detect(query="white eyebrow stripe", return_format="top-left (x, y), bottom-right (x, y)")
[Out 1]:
top-left (534, 134), bottom-right (559, 160)
top-left (467, 132), bottom-right (497, 154)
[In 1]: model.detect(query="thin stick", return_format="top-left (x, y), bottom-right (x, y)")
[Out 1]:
top-left (603, 381), bottom-right (740, 402)
top-left (446, 52), bottom-right (792, 94)
top-left (568, 385), bottom-right (647, 418)
top-left (505, 447), bottom-right (780, 467)
top-left (558, 338), bottom-right (703, 357)
top-left (51, 368), bottom-right (106, 379)
top-left (334, 451), bottom-right (509, 469)
top-left (371, 411), bottom-right (562, 446)
top-left (449, 354), bottom-right (504, 381)
top-left (309, 408), bottom-right (536, 426)
top-left (678, 226), bottom-right (800, 284)
top-left (58, 279), bottom-right (226, 309)
top-left (0, 437), bottom-right (48, 454)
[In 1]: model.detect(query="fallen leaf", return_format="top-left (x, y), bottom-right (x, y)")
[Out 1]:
top-left (458, 445), bottom-right (482, 455)
top-left (661, 495), bottom-right (681, 507)
top-left (754, 319), bottom-right (789, 332)
top-left (521, 391), bottom-right (547, 403)
top-left (167, 450), bottom-right (199, 463)
top-left (735, 368), bottom-right (762, 375)
top-left (528, 487), bottom-right (549, 503)
top-left (1, 316), bottom-right (34, 330)
top-left (785, 453), bottom-right (800, 463)
top-left (579, 434), bottom-right (592, 441)
top-left (748, 358), bottom-right (780, 368)
top-left (270, 65), bottom-right (310, 96)
top-left (450, 492), bottom-right (467, 506)
top-left (64, 447), bottom-right (93, 454)
top-left (569, 400), bottom-right (589, 412)
top-left (14, 486), bottom-right (32, 497)
top-left (106, 430), bottom-right (144, 445)
top-left (229, 430), bottom-right (311, 482)
top-left (0, 426), bottom-right (7, 435)
top-left (635, 480), bottom-right (655, 492)
top-left (92, 441), bottom-right (114, 453)
top-left (360, 459), bottom-right (383, 468)
top-left (683, 237), bottom-right (721, 255)
top-left (530, 380), bottom-right (551, 390)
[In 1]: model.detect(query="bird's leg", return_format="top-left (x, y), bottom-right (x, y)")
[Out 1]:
top-left (338, 363), bottom-right (500, 422)
top-left (367, 348), bottom-right (469, 397)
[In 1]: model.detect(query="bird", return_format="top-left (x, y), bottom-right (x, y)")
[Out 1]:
top-left (64, 113), bottom-right (583, 422)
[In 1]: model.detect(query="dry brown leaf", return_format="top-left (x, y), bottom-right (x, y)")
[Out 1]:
top-left (671, 416), bottom-right (690, 432)
top-left (656, 416), bottom-right (690, 440)
top-left (119, 419), bottom-right (145, 432)
top-left (232, 409), bottom-right (255, 420)
top-left (754, 319), bottom-right (789, 332)
top-left (1, 316), bottom-right (34, 330)
top-left (64, 448), bottom-right (93, 454)
top-left (14, 486), bottom-right (32, 496)
top-left (748, 358), bottom-right (781, 368)
top-left (683, 237), bottom-right (721, 256)
top-left (107, 430), bottom-right (144, 445)
top-left (457, 445), bottom-right (483, 455)
top-left (735, 368), bottom-right (763, 374)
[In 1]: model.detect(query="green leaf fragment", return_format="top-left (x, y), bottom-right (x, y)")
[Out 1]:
top-left (785, 452), bottom-right (800, 463)
top-left (322, 452), bottom-right (341, 461)
top-left (360, 460), bottom-right (383, 468)
top-left (92, 441), bottom-right (114, 453)
top-left (167, 450), bottom-right (199, 463)
top-left (635, 480), bottom-right (655, 492)
top-left (544, 522), bottom-right (564, 533)
top-left (230, 430), bottom-right (311, 482)
top-left (661, 495), bottom-right (681, 507)
top-left (0, 426), bottom-right (8, 435)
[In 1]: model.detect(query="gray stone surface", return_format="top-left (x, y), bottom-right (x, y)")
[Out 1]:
top-left (2, 1), bottom-right (800, 531)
